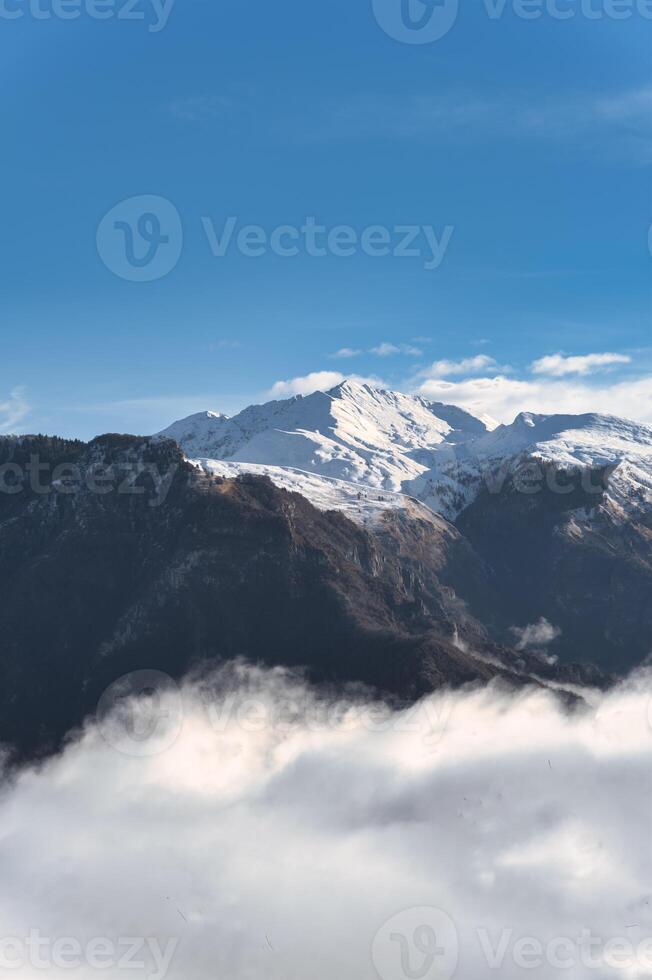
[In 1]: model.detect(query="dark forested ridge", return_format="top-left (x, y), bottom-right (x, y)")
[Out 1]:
top-left (0, 434), bottom-right (636, 760)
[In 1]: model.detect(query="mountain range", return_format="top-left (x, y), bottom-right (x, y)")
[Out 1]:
top-left (159, 380), bottom-right (652, 673)
top-left (0, 380), bottom-right (650, 759)
top-left (159, 379), bottom-right (652, 523)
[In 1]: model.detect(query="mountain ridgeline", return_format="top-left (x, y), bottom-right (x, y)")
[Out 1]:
top-left (158, 380), bottom-right (652, 672)
top-left (1, 381), bottom-right (651, 757)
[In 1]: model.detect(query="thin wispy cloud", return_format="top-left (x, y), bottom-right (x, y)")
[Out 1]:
top-left (370, 342), bottom-right (422, 357)
top-left (531, 352), bottom-right (632, 377)
top-left (0, 387), bottom-right (30, 433)
top-left (332, 347), bottom-right (363, 359)
top-left (595, 87), bottom-right (652, 124)
top-left (420, 355), bottom-right (506, 378)
top-left (317, 86), bottom-right (652, 161)
top-left (332, 342), bottom-right (422, 359)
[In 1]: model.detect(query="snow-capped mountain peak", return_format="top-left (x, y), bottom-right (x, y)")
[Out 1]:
top-left (156, 410), bottom-right (230, 457)
top-left (158, 381), bottom-right (487, 498)
top-left (411, 409), bottom-right (652, 520)
top-left (157, 383), bottom-right (652, 524)
top-left (473, 411), bottom-right (652, 464)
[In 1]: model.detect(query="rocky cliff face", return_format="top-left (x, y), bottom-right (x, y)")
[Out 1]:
top-left (456, 461), bottom-right (652, 672)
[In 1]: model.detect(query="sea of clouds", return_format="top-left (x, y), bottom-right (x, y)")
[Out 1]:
top-left (1, 663), bottom-right (651, 979)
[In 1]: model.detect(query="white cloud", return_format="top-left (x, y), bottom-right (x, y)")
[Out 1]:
top-left (267, 352), bottom-right (652, 427)
top-left (511, 618), bottom-right (562, 652)
top-left (2, 665), bottom-right (652, 979)
top-left (323, 86), bottom-right (652, 161)
top-left (268, 372), bottom-right (384, 398)
top-left (0, 387), bottom-right (30, 433)
top-left (414, 374), bottom-right (652, 426)
top-left (332, 348), bottom-right (363, 359)
top-left (531, 353), bottom-right (632, 377)
top-left (269, 371), bottom-right (348, 397)
top-left (369, 342), bottom-right (422, 357)
top-left (333, 343), bottom-right (423, 359)
top-left (595, 87), bottom-right (652, 125)
top-left (423, 355), bottom-right (503, 378)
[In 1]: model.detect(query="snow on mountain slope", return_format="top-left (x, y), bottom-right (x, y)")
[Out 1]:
top-left (158, 411), bottom-right (229, 456)
top-left (192, 458), bottom-right (434, 526)
top-left (159, 383), bottom-right (652, 523)
top-left (505, 413), bottom-right (652, 520)
top-left (159, 380), bottom-right (486, 494)
top-left (410, 410), bottom-right (652, 520)
top-left (473, 411), bottom-right (652, 465)
top-left (409, 411), bottom-right (652, 516)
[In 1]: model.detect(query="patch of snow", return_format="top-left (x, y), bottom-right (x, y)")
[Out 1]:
top-left (192, 458), bottom-right (434, 527)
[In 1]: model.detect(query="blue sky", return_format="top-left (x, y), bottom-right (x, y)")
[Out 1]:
top-left (1, 0), bottom-right (651, 436)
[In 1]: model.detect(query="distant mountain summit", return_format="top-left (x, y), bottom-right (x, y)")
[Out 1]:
top-left (157, 380), bottom-right (488, 489)
top-left (158, 380), bottom-right (652, 523)
top-left (3, 388), bottom-right (652, 760)
top-left (156, 383), bottom-right (652, 674)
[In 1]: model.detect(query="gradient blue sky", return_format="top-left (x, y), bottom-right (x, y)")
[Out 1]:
top-left (2, 0), bottom-right (651, 437)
